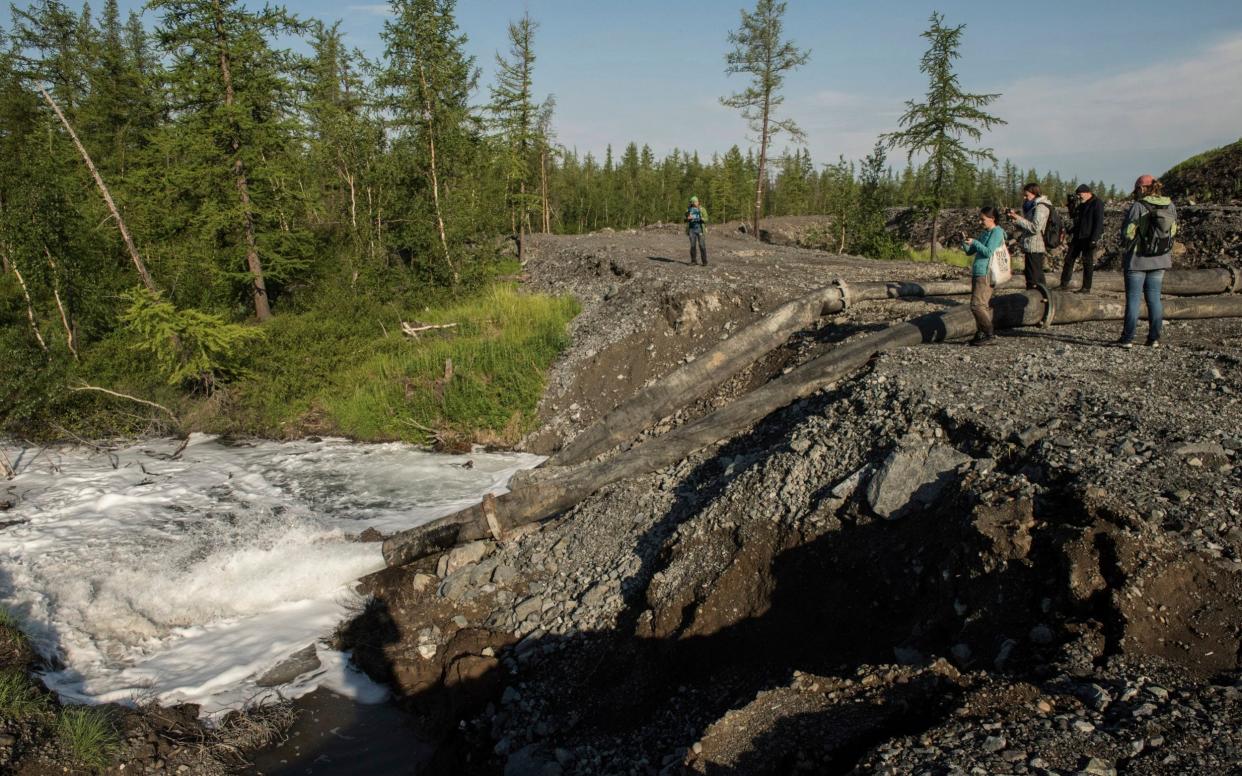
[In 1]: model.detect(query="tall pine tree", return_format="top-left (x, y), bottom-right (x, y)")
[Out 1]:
top-left (883, 12), bottom-right (1005, 259)
top-left (721, 0), bottom-right (809, 237)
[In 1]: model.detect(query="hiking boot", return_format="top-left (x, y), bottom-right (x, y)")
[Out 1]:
top-left (1115, 338), bottom-right (1134, 349)
top-left (969, 334), bottom-right (997, 347)
top-left (1146, 339), bottom-right (1160, 348)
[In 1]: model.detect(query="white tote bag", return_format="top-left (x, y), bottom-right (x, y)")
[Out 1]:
top-left (989, 242), bottom-right (1012, 285)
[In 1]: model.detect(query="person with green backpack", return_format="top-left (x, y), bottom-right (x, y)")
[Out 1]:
top-left (1117, 174), bottom-right (1177, 348)
top-left (685, 196), bottom-right (708, 266)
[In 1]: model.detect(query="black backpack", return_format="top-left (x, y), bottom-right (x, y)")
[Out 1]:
top-left (1041, 202), bottom-right (1065, 249)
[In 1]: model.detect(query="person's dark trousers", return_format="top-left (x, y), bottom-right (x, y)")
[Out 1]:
top-left (689, 230), bottom-right (707, 265)
top-left (1023, 251), bottom-right (1046, 288)
top-left (1060, 239), bottom-right (1095, 290)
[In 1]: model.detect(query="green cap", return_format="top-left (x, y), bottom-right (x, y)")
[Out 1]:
top-left (690, 196), bottom-right (699, 204)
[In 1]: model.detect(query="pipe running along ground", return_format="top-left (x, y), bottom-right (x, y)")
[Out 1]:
top-left (552, 269), bottom-right (1240, 467)
top-left (383, 285), bottom-right (1242, 568)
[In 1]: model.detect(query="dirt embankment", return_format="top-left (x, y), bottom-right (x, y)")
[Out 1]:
top-left (341, 220), bottom-right (1242, 775)
top-left (1163, 139), bottom-right (1242, 205)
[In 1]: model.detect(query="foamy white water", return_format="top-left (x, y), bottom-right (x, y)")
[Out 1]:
top-left (0, 434), bottom-right (541, 716)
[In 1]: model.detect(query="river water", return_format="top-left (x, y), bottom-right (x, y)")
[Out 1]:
top-left (0, 434), bottom-right (540, 717)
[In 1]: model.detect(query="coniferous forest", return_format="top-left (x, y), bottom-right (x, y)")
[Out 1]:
top-left (0, 0), bottom-right (1116, 441)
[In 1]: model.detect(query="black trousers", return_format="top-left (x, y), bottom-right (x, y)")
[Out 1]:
top-left (1024, 251), bottom-right (1046, 288)
top-left (1060, 238), bottom-right (1095, 290)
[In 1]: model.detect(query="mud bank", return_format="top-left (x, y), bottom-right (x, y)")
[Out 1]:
top-left (337, 225), bottom-right (1242, 774)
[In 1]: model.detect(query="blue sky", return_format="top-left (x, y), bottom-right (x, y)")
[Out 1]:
top-left (12, 1), bottom-right (1242, 185)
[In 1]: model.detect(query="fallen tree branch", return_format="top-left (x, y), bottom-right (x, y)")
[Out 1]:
top-left (44, 246), bottom-right (78, 360)
top-left (383, 288), bottom-right (1242, 567)
top-left (401, 321), bottom-right (459, 337)
top-left (37, 85), bottom-right (159, 294)
top-left (70, 384), bottom-right (179, 424)
top-left (10, 261), bottom-right (47, 353)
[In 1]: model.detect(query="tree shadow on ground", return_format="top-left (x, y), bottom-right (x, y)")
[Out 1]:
top-left (647, 255), bottom-right (694, 266)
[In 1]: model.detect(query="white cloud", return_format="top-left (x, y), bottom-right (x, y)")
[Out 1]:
top-left (989, 33), bottom-right (1242, 175)
top-left (781, 33), bottom-right (1242, 181)
top-left (345, 4), bottom-right (392, 17)
top-left (551, 32), bottom-right (1242, 184)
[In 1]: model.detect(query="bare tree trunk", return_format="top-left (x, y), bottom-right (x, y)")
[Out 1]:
top-left (37, 85), bottom-right (157, 294)
top-left (417, 63), bottom-right (457, 283)
top-left (365, 184), bottom-right (376, 264)
top-left (44, 247), bottom-right (77, 360)
top-left (339, 152), bottom-right (358, 232)
top-left (540, 148), bottom-right (550, 233)
top-left (517, 179), bottom-right (527, 265)
top-left (11, 259), bottom-right (47, 352)
top-left (214, 0), bottom-right (272, 321)
top-left (930, 209), bottom-right (940, 262)
top-left (752, 95), bottom-right (771, 237)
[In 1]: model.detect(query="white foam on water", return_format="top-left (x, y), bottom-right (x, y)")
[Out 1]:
top-left (0, 434), bottom-right (541, 716)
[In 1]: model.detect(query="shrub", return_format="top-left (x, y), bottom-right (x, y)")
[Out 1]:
top-left (121, 288), bottom-right (265, 390)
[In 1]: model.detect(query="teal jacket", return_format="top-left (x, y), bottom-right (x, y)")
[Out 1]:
top-left (962, 226), bottom-right (1005, 278)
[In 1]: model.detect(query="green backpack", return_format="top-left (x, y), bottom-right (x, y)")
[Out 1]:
top-left (1137, 202), bottom-right (1177, 257)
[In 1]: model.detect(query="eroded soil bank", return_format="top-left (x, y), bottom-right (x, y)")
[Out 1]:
top-left (337, 222), bottom-right (1242, 775)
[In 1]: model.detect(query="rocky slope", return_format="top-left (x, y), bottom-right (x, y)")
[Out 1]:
top-left (1163, 138), bottom-right (1242, 205)
top-left (342, 220), bottom-right (1242, 775)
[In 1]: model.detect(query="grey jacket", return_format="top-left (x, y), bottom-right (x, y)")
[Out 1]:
top-left (1011, 196), bottom-right (1053, 254)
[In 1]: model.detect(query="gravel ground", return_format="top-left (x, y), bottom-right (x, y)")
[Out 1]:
top-left (346, 220), bottom-right (1242, 775)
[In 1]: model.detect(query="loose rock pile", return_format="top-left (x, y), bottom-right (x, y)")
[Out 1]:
top-left (347, 298), bottom-right (1242, 773)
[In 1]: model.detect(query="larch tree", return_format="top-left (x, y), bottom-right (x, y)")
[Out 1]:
top-left (489, 13), bottom-right (542, 264)
top-left (381, 0), bottom-right (479, 284)
top-left (721, 0), bottom-right (809, 237)
top-left (147, 0), bottom-right (310, 319)
top-left (883, 12), bottom-right (1005, 260)
top-left (305, 20), bottom-right (384, 276)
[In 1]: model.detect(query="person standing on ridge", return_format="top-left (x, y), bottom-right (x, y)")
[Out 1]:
top-left (1061, 184), bottom-right (1104, 292)
top-left (1007, 183), bottom-right (1053, 289)
top-left (1117, 174), bottom-right (1177, 348)
top-left (685, 196), bottom-right (708, 266)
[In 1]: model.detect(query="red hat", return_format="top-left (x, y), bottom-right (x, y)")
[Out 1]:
top-left (1135, 174), bottom-right (1155, 188)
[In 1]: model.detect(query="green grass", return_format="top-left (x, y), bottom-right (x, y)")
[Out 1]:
top-left (0, 668), bottom-right (49, 719)
top-left (6, 278), bottom-right (581, 445)
top-left (905, 246), bottom-right (973, 269)
top-left (1164, 137), bottom-right (1242, 177)
top-left (321, 285), bottom-right (580, 443)
top-left (56, 706), bottom-right (120, 770)
top-left (218, 283), bottom-right (580, 443)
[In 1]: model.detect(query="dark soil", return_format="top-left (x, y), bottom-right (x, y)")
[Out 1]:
top-left (0, 618), bottom-right (293, 775)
